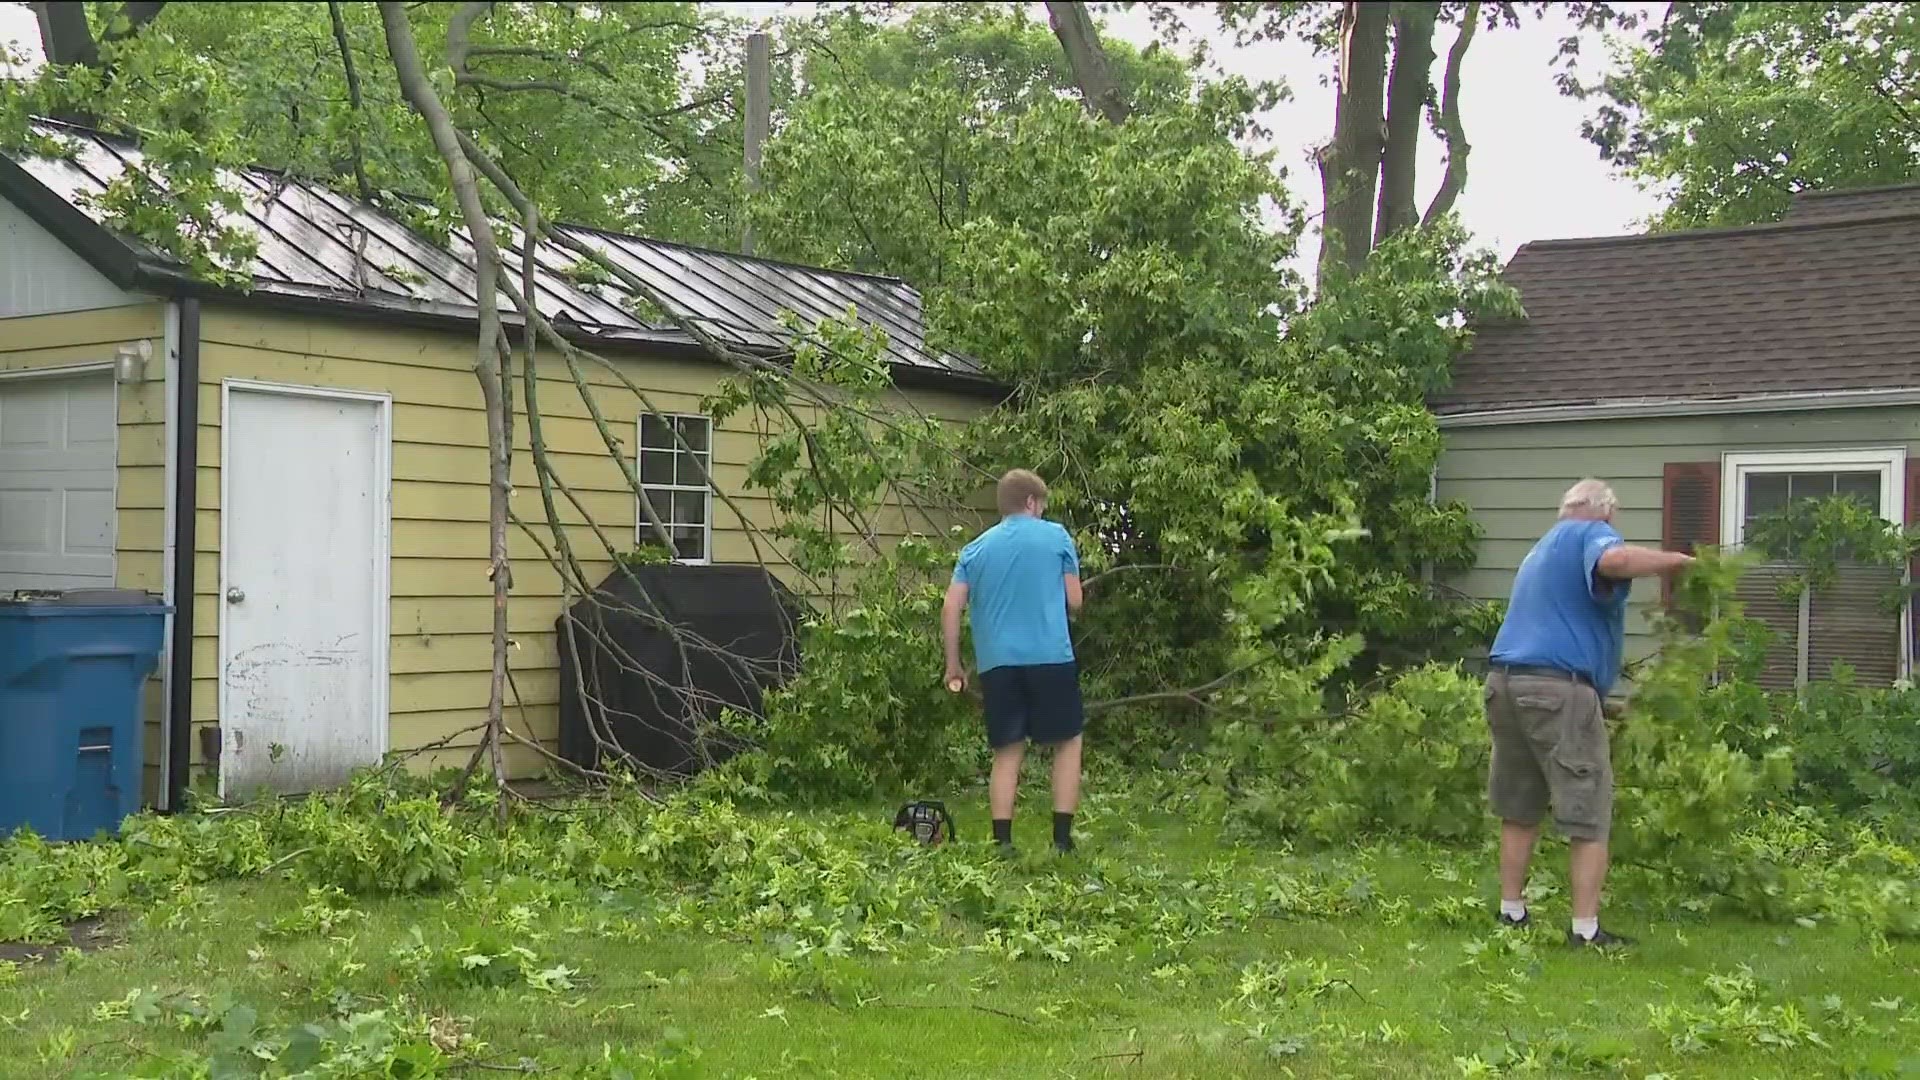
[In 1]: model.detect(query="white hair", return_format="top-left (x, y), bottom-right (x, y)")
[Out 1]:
top-left (1559, 478), bottom-right (1618, 520)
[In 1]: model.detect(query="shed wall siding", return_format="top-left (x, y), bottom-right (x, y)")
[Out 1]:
top-left (1436, 407), bottom-right (1920, 664)
top-left (187, 305), bottom-right (986, 779)
top-left (0, 303), bottom-right (170, 798)
top-left (0, 199), bottom-right (141, 317)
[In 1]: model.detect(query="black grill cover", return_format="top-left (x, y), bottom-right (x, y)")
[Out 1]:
top-left (556, 564), bottom-right (806, 776)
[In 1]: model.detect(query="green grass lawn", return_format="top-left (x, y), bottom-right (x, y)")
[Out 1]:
top-left (3, 782), bottom-right (1917, 1079)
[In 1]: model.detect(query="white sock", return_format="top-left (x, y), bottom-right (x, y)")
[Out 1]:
top-left (1500, 899), bottom-right (1527, 920)
top-left (1571, 916), bottom-right (1599, 940)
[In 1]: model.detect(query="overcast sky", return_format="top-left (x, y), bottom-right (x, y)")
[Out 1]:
top-left (0, 1), bottom-right (1670, 269)
top-left (1109, 3), bottom-right (1673, 268)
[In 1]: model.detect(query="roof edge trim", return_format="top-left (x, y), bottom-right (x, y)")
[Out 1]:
top-left (182, 287), bottom-right (1009, 399)
top-left (0, 152), bottom-right (146, 289)
top-left (1516, 210), bottom-right (1920, 254)
top-left (1795, 181), bottom-right (1920, 201)
top-left (1435, 386), bottom-right (1920, 428)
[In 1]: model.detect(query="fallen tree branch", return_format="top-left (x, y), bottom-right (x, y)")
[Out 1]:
top-left (383, 0), bottom-right (514, 821)
top-left (375, 3), bottom-right (1000, 807)
top-left (1081, 563), bottom-right (1180, 589)
top-left (1312, 978), bottom-right (1370, 1003)
top-left (325, 1), bottom-right (376, 203)
top-left (442, 2), bottom-right (789, 796)
top-left (870, 1002), bottom-right (1035, 1025)
top-left (1083, 662), bottom-right (1263, 714)
top-left (260, 847), bottom-right (314, 875)
top-left (469, 144), bottom-right (960, 593)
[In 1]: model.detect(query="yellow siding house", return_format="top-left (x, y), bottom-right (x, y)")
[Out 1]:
top-left (0, 122), bottom-right (998, 808)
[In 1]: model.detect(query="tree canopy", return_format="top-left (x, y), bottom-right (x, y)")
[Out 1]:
top-left (5, 6), bottom-right (1919, 957)
top-left (10, 1), bottom-right (760, 247)
top-left (1577, 1), bottom-right (1920, 229)
top-left (1, 1), bottom-right (1514, 771)
top-left (744, 4), bottom-right (1199, 284)
top-left (4, 13), bottom-right (1920, 1034)
top-left (12, 0), bottom-right (1901, 767)
top-left (720, 5), bottom-right (1511, 744)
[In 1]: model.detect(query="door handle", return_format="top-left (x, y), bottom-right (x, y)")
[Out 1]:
top-left (226, 587), bottom-right (245, 604)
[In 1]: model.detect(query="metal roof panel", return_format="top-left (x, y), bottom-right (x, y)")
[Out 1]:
top-left (9, 122), bottom-right (984, 379)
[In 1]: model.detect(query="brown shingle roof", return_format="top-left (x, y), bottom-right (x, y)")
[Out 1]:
top-left (1783, 183), bottom-right (1920, 223)
top-left (1434, 205), bottom-right (1920, 416)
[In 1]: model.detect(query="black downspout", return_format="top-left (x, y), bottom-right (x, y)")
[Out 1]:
top-left (166, 299), bottom-right (201, 813)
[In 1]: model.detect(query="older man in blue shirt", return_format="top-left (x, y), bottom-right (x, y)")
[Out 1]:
top-left (1486, 478), bottom-right (1693, 947)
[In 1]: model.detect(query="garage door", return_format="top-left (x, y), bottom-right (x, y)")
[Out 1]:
top-left (0, 371), bottom-right (116, 593)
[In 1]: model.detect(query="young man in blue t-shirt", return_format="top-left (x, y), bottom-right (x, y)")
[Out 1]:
top-left (942, 469), bottom-right (1085, 854)
top-left (1486, 478), bottom-right (1693, 947)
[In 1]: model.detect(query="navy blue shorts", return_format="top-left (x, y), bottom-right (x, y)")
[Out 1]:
top-left (979, 662), bottom-right (1084, 749)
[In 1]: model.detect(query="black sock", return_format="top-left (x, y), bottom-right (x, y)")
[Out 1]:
top-left (992, 818), bottom-right (1012, 845)
top-left (1053, 811), bottom-right (1074, 850)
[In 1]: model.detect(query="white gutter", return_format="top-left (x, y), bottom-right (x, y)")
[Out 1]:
top-left (159, 300), bottom-right (180, 811)
top-left (1436, 386), bottom-right (1920, 429)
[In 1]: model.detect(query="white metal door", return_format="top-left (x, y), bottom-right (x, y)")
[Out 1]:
top-left (220, 382), bottom-right (390, 797)
top-left (0, 368), bottom-right (116, 592)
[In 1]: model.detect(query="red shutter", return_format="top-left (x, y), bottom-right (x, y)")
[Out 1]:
top-left (1908, 459), bottom-right (1919, 530)
top-left (1661, 462), bottom-right (1721, 606)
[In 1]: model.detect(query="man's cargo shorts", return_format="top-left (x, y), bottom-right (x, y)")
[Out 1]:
top-left (1484, 665), bottom-right (1612, 842)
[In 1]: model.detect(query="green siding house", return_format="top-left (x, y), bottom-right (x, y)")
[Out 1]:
top-left (1433, 185), bottom-right (1920, 689)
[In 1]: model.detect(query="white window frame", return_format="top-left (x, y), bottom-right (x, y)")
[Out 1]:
top-left (1719, 446), bottom-right (1910, 682)
top-left (1720, 447), bottom-right (1906, 548)
top-left (635, 412), bottom-right (714, 565)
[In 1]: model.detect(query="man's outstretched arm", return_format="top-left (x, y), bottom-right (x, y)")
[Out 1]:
top-left (1596, 545), bottom-right (1694, 580)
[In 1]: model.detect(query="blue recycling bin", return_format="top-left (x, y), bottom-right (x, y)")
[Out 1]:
top-left (0, 590), bottom-right (169, 841)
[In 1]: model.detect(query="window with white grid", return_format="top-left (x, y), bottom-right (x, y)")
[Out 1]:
top-left (636, 413), bottom-right (712, 563)
top-left (1720, 447), bottom-right (1909, 688)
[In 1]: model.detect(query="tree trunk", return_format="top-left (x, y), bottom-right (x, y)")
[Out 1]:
top-left (381, 0), bottom-right (515, 819)
top-left (326, 1), bottom-right (377, 204)
top-left (1046, 1), bottom-right (1129, 125)
top-left (1375, 3), bottom-right (1439, 246)
top-left (1423, 0), bottom-right (1481, 227)
top-left (33, 2), bottom-right (167, 69)
top-left (33, 2), bottom-right (98, 67)
top-left (742, 31), bottom-right (771, 255)
top-left (1317, 0), bottom-right (1391, 288)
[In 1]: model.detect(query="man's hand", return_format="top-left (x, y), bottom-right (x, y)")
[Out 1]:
top-left (944, 663), bottom-right (967, 694)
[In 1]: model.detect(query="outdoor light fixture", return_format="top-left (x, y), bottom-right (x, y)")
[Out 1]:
top-left (114, 340), bottom-right (152, 384)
